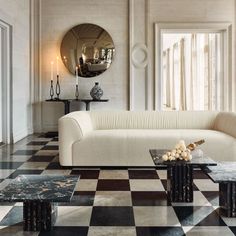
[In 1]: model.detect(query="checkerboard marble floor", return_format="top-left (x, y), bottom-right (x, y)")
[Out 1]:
top-left (0, 134), bottom-right (236, 235)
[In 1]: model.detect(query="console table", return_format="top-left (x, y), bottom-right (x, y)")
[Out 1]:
top-left (0, 175), bottom-right (79, 231)
top-left (150, 149), bottom-right (216, 203)
top-left (46, 98), bottom-right (109, 114)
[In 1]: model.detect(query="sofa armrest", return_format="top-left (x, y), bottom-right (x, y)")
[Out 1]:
top-left (214, 112), bottom-right (236, 139)
top-left (59, 111), bottom-right (93, 166)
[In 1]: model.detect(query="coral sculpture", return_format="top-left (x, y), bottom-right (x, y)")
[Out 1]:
top-left (162, 139), bottom-right (205, 162)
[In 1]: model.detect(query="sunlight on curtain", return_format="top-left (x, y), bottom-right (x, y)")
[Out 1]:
top-left (162, 33), bottom-right (222, 111)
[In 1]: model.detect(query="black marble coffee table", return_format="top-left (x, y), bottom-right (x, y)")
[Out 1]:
top-left (0, 175), bottom-right (79, 231)
top-left (150, 149), bottom-right (216, 203)
top-left (204, 162), bottom-right (236, 217)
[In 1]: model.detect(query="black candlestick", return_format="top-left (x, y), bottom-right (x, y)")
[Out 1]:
top-left (55, 75), bottom-right (60, 99)
top-left (49, 80), bottom-right (54, 100)
top-left (75, 84), bottom-right (79, 100)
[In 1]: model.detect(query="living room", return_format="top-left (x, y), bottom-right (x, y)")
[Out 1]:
top-left (0, 0), bottom-right (236, 235)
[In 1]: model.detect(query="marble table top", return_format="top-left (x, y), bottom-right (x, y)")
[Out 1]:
top-left (150, 149), bottom-right (217, 166)
top-left (0, 175), bottom-right (79, 202)
top-left (204, 162), bottom-right (236, 183)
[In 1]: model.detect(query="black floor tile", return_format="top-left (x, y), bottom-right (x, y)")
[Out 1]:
top-left (90, 206), bottom-right (135, 226)
top-left (70, 170), bottom-right (100, 179)
top-left (41, 146), bottom-right (58, 150)
top-left (132, 191), bottom-right (171, 206)
top-left (39, 226), bottom-right (88, 236)
top-left (201, 191), bottom-right (219, 206)
top-left (196, 210), bottom-right (226, 226)
top-left (46, 162), bottom-right (70, 170)
top-left (229, 227), bottom-right (236, 235)
top-left (39, 133), bottom-right (57, 138)
top-left (12, 150), bottom-right (38, 155)
top-left (27, 141), bottom-right (48, 146)
top-left (0, 206), bottom-right (23, 226)
top-left (173, 206), bottom-right (224, 226)
top-left (8, 170), bottom-right (43, 179)
top-left (128, 170), bottom-right (159, 179)
top-left (136, 227), bottom-right (185, 236)
top-left (97, 179), bottom-right (130, 191)
top-left (27, 155), bottom-right (55, 162)
top-left (193, 170), bottom-right (209, 179)
top-left (0, 162), bottom-right (23, 169)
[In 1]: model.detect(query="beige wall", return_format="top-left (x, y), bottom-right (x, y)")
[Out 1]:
top-left (37, 0), bottom-right (235, 131)
top-left (40, 0), bottom-right (129, 131)
top-left (0, 0), bottom-right (32, 142)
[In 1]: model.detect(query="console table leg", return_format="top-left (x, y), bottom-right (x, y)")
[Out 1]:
top-left (23, 201), bottom-right (57, 231)
top-left (167, 164), bottom-right (193, 202)
top-left (85, 102), bottom-right (90, 111)
top-left (219, 182), bottom-right (236, 217)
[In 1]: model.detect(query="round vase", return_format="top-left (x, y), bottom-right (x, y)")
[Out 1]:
top-left (90, 82), bottom-right (103, 100)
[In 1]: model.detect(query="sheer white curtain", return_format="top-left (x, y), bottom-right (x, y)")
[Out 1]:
top-left (162, 33), bottom-right (221, 111)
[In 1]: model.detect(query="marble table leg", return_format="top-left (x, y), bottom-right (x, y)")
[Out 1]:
top-left (219, 182), bottom-right (236, 217)
top-left (167, 164), bottom-right (193, 202)
top-left (23, 201), bottom-right (58, 231)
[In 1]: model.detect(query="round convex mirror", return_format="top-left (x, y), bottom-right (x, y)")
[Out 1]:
top-left (60, 23), bottom-right (115, 78)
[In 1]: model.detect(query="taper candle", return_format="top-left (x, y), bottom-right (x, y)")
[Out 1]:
top-left (56, 56), bottom-right (59, 76)
top-left (76, 66), bottom-right (78, 85)
top-left (50, 61), bottom-right (54, 81)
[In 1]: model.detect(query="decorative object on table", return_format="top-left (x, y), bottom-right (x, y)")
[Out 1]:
top-left (75, 66), bottom-right (79, 100)
top-left (90, 82), bottom-right (103, 100)
top-left (49, 61), bottom-right (54, 100)
top-left (162, 139), bottom-right (205, 162)
top-left (55, 56), bottom-right (61, 99)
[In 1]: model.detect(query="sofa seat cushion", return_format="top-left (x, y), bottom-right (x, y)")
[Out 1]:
top-left (72, 129), bottom-right (236, 166)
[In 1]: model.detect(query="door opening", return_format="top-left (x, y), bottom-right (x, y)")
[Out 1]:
top-left (0, 20), bottom-right (12, 144)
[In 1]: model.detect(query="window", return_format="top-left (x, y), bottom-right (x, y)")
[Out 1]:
top-left (161, 32), bottom-right (223, 111)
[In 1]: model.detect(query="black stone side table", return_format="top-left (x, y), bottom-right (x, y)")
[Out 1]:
top-left (0, 175), bottom-right (79, 231)
top-left (150, 149), bottom-right (216, 203)
top-left (204, 162), bottom-right (236, 217)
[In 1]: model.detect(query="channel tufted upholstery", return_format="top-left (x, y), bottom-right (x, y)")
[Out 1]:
top-left (59, 111), bottom-right (236, 166)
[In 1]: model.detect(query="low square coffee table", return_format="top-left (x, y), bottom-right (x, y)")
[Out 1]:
top-left (150, 149), bottom-right (216, 203)
top-left (204, 162), bottom-right (236, 217)
top-left (0, 175), bottom-right (79, 231)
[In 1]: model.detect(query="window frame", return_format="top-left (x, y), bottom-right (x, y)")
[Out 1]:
top-left (154, 22), bottom-right (233, 111)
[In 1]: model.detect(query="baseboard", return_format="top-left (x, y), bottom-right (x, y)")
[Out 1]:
top-left (41, 124), bottom-right (58, 133)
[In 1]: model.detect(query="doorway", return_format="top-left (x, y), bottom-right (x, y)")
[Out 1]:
top-left (0, 20), bottom-right (12, 144)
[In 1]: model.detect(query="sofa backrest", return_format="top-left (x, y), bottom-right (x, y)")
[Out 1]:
top-left (89, 111), bottom-right (219, 130)
top-left (214, 112), bottom-right (236, 138)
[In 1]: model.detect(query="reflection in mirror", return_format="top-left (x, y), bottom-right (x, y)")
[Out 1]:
top-left (60, 23), bottom-right (115, 78)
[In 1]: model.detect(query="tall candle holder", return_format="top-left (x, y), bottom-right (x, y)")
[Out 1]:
top-left (55, 75), bottom-right (61, 100)
top-left (49, 80), bottom-right (54, 100)
top-left (75, 84), bottom-right (79, 100)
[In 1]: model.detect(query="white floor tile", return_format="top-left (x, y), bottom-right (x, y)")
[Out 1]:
top-left (133, 206), bottom-right (181, 226)
top-left (55, 206), bottom-right (92, 226)
top-left (183, 226), bottom-right (234, 235)
top-left (94, 191), bottom-right (132, 206)
top-left (129, 179), bottom-right (165, 191)
top-left (88, 226), bottom-right (136, 236)
top-left (194, 179), bottom-right (219, 191)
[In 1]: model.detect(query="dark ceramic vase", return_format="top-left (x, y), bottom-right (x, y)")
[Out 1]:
top-left (90, 82), bottom-right (103, 100)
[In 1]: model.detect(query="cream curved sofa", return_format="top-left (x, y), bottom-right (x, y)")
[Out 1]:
top-left (58, 111), bottom-right (236, 166)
